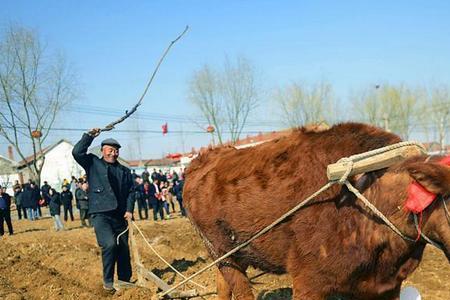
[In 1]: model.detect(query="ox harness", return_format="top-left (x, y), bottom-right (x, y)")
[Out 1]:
top-left (342, 149), bottom-right (450, 251)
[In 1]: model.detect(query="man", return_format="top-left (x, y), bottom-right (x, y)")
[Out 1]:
top-left (72, 128), bottom-right (134, 293)
top-left (41, 181), bottom-right (51, 206)
top-left (78, 182), bottom-right (91, 227)
top-left (133, 176), bottom-right (148, 220)
top-left (173, 179), bottom-right (186, 217)
top-left (142, 168), bottom-right (150, 183)
top-left (60, 186), bottom-right (74, 221)
top-left (13, 181), bottom-right (26, 220)
top-left (22, 182), bottom-right (40, 220)
top-left (148, 178), bottom-right (164, 221)
top-left (0, 186), bottom-right (13, 236)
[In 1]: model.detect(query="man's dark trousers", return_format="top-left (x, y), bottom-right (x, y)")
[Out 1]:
top-left (0, 209), bottom-right (13, 235)
top-left (91, 212), bottom-right (132, 286)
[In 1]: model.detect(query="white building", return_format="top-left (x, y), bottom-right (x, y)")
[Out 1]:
top-left (16, 139), bottom-right (84, 191)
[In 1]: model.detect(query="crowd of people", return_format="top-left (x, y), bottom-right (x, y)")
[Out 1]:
top-left (0, 168), bottom-right (186, 237)
top-left (132, 168), bottom-right (186, 221)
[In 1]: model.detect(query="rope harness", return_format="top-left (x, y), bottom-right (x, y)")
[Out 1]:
top-left (118, 141), bottom-right (446, 299)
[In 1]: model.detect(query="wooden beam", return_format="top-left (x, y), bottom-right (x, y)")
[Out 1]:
top-left (327, 145), bottom-right (426, 181)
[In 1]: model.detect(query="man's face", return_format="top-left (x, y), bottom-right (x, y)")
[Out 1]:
top-left (0, 187), bottom-right (4, 194)
top-left (82, 182), bottom-right (89, 191)
top-left (102, 145), bottom-right (119, 163)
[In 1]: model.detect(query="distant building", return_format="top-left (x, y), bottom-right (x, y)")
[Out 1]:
top-left (128, 157), bottom-right (182, 176)
top-left (16, 139), bottom-right (84, 191)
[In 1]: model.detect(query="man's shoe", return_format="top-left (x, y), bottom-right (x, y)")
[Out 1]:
top-left (103, 284), bottom-right (116, 294)
top-left (116, 279), bottom-right (136, 289)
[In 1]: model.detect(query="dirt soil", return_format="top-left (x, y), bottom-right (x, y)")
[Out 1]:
top-left (0, 212), bottom-right (449, 300)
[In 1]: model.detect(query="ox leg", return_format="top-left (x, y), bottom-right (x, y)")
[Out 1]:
top-left (217, 265), bottom-right (254, 300)
top-left (216, 269), bottom-right (232, 300)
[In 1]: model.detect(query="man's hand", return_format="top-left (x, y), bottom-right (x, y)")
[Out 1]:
top-left (88, 128), bottom-right (101, 137)
top-left (124, 211), bottom-right (133, 221)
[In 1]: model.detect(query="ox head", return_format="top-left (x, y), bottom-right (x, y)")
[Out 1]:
top-left (403, 158), bottom-right (450, 260)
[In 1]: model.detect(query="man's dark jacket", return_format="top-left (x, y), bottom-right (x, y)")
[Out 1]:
top-left (147, 183), bottom-right (160, 206)
top-left (21, 185), bottom-right (40, 209)
top-left (0, 192), bottom-right (11, 212)
top-left (72, 133), bottom-right (134, 214)
top-left (60, 191), bottom-right (73, 207)
top-left (77, 189), bottom-right (89, 210)
top-left (49, 193), bottom-right (62, 216)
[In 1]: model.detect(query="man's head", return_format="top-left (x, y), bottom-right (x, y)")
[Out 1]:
top-left (81, 182), bottom-right (89, 192)
top-left (101, 138), bottom-right (121, 164)
top-left (44, 181), bottom-right (48, 185)
top-left (62, 186), bottom-right (68, 192)
top-left (0, 186), bottom-right (4, 194)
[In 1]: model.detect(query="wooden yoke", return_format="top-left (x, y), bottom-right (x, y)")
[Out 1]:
top-left (327, 145), bottom-right (427, 181)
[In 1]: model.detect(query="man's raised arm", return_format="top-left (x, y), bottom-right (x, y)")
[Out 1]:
top-left (72, 128), bottom-right (100, 170)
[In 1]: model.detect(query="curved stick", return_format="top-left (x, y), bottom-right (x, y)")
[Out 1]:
top-left (101, 25), bottom-right (189, 132)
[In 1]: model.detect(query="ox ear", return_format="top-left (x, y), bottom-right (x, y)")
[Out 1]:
top-left (405, 162), bottom-right (450, 196)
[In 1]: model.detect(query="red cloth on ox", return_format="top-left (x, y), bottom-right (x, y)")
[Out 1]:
top-left (405, 182), bottom-right (436, 214)
top-left (404, 155), bottom-right (450, 213)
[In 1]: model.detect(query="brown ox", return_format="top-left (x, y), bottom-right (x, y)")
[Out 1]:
top-left (183, 123), bottom-right (450, 300)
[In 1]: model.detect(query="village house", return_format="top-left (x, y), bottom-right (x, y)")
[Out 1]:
top-left (16, 139), bottom-right (85, 190)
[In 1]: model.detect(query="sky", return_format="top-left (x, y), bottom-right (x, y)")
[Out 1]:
top-left (1, 1), bottom-right (450, 160)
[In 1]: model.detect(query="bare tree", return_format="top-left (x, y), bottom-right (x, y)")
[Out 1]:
top-left (420, 85), bottom-right (450, 152)
top-left (274, 80), bottom-right (335, 127)
top-left (188, 57), bottom-right (259, 144)
top-left (0, 25), bottom-right (77, 184)
top-left (222, 57), bottom-right (259, 142)
top-left (188, 65), bottom-right (224, 144)
top-left (351, 84), bottom-right (422, 139)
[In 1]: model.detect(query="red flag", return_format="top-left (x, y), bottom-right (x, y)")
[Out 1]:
top-left (162, 123), bottom-right (168, 135)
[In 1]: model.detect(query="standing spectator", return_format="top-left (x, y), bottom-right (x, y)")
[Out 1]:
top-left (70, 176), bottom-right (78, 205)
top-left (32, 183), bottom-right (43, 218)
top-left (0, 186), bottom-right (13, 236)
top-left (148, 179), bottom-right (163, 221)
top-left (74, 181), bottom-right (83, 217)
top-left (72, 128), bottom-right (134, 292)
top-left (13, 182), bottom-right (27, 220)
top-left (160, 182), bottom-right (171, 219)
top-left (131, 170), bottom-right (138, 182)
top-left (150, 168), bottom-right (158, 182)
top-left (61, 178), bottom-right (70, 190)
top-left (171, 170), bottom-right (179, 183)
top-left (173, 179), bottom-right (186, 217)
top-left (41, 181), bottom-right (51, 206)
top-left (142, 168), bottom-right (150, 183)
top-left (134, 177), bottom-right (148, 220)
top-left (61, 186), bottom-right (74, 221)
top-left (167, 181), bottom-right (177, 213)
top-left (78, 182), bottom-right (91, 227)
top-left (48, 188), bottom-right (64, 231)
top-left (158, 169), bottom-right (167, 183)
top-left (22, 182), bottom-right (40, 220)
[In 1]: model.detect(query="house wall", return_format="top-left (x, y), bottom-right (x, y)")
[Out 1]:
top-left (19, 142), bottom-right (84, 191)
top-left (40, 142), bottom-right (84, 191)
